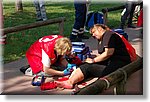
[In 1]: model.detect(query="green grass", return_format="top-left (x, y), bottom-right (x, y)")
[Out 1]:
top-left (3, 1), bottom-right (124, 63)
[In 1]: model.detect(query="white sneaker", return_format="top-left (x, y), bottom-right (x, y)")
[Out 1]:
top-left (25, 67), bottom-right (33, 76)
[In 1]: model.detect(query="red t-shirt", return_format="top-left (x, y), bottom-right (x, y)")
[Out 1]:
top-left (26, 35), bottom-right (63, 74)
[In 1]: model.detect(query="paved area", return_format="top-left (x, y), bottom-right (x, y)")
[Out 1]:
top-left (1, 27), bottom-right (143, 95)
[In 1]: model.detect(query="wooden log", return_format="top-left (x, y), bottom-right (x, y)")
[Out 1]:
top-left (101, 2), bottom-right (142, 25)
top-left (103, 12), bottom-right (108, 25)
top-left (4, 17), bottom-right (66, 35)
top-left (105, 5), bottom-right (125, 12)
top-left (59, 19), bottom-right (64, 35)
top-left (114, 79), bottom-right (126, 95)
top-left (101, 5), bottom-right (125, 25)
top-left (74, 56), bottom-right (143, 95)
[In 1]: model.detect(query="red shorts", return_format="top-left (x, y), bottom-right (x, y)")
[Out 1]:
top-left (26, 53), bottom-right (43, 74)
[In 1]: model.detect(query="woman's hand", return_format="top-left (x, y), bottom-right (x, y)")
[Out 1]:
top-left (85, 58), bottom-right (94, 63)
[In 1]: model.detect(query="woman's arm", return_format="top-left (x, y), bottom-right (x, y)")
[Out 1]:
top-left (90, 50), bottom-right (101, 58)
top-left (41, 49), bottom-right (65, 76)
top-left (85, 48), bottom-right (114, 63)
top-left (43, 65), bottom-right (64, 76)
top-left (94, 48), bottom-right (114, 62)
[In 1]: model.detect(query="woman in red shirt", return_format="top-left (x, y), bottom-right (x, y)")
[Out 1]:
top-left (25, 35), bottom-right (72, 76)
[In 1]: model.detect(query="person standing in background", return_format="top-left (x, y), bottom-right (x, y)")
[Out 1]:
top-left (120, 0), bottom-right (137, 29)
top-left (70, 0), bottom-right (89, 42)
top-left (33, 0), bottom-right (47, 21)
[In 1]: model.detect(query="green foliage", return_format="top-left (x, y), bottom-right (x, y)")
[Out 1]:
top-left (3, 2), bottom-right (123, 63)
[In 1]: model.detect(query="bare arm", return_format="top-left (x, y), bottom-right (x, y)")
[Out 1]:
top-left (41, 50), bottom-right (66, 76)
top-left (85, 48), bottom-right (114, 63)
top-left (90, 50), bottom-right (101, 58)
top-left (43, 65), bottom-right (64, 76)
top-left (94, 48), bottom-right (114, 62)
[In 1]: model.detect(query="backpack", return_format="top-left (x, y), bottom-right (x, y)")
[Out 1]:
top-left (116, 33), bottom-right (137, 62)
top-left (113, 29), bottom-right (128, 40)
top-left (85, 12), bottom-right (104, 30)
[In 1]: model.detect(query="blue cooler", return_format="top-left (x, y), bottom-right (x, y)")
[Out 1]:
top-left (72, 42), bottom-right (85, 48)
top-left (73, 48), bottom-right (83, 60)
top-left (72, 42), bottom-right (91, 61)
top-left (113, 29), bottom-right (128, 40)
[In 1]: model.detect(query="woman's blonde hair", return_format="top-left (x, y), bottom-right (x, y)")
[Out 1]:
top-left (89, 24), bottom-right (110, 34)
top-left (54, 37), bottom-right (72, 55)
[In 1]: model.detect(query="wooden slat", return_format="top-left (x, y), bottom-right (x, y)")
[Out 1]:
top-left (4, 17), bottom-right (66, 35)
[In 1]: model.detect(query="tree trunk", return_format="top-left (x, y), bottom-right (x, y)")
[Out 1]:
top-left (15, 0), bottom-right (23, 12)
top-left (0, 1), bottom-right (6, 44)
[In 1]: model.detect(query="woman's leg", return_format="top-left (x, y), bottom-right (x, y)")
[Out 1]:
top-left (26, 53), bottom-right (43, 74)
top-left (101, 60), bottom-right (130, 77)
top-left (56, 63), bottom-right (106, 89)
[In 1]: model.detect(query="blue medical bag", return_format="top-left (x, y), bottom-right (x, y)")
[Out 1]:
top-left (72, 42), bottom-right (91, 61)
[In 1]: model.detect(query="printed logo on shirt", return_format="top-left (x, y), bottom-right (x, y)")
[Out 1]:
top-left (39, 35), bottom-right (58, 42)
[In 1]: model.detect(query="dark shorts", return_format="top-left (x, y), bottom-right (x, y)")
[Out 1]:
top-left (79, 63), bottom-right (106, 79)
top-left (79, 60), bottom-right (130, 79)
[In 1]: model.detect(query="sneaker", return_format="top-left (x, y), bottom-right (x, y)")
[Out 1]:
top-left (119, 25), bottom-right (124, 29)
top-left (20, 65), bottom-right (33, 76)
top-left (70, 34), bottom-right (82, 42)
top-left (25, 67), bottom-right (33, 76)
top-left (36, 19), bottom-right (43, 21)
top-left (70, 38), bottom-right (82, 42)
top-left (42, 18), bottom-right (47, 21)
